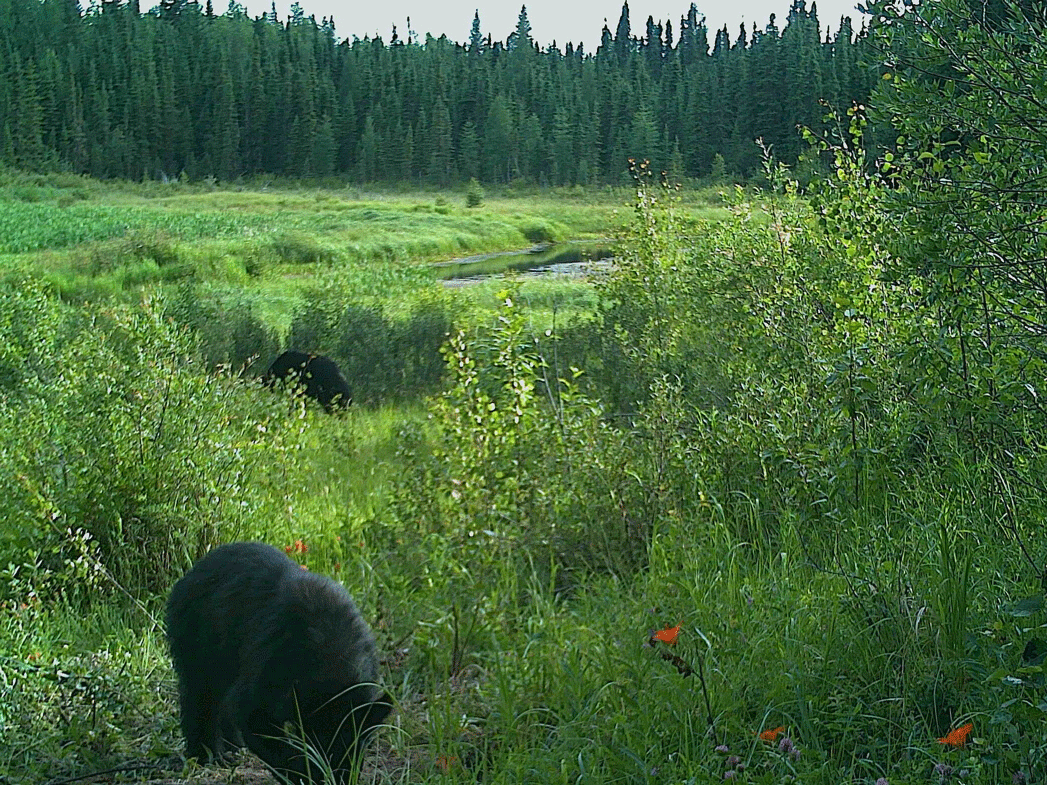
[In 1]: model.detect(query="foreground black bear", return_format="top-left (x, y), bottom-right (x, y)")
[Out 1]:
top-left (166, 542), bottom-right (392, 783)
top-left (264, 350), bottom-right (351, 411)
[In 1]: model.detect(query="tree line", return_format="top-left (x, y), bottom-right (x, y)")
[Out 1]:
top-left (0, 0), bottom-right (874, 184)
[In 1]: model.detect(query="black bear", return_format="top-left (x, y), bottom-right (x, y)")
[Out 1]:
top-left (264, 350), bottom-right (351, 411)
top-left (166, 542), bottom-right (392, 783)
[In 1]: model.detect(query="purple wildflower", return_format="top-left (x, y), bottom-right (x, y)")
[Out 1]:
top-left (875, 779), bottom-right (889, 785)
top-left (715, 744), bottom-right (729, 754)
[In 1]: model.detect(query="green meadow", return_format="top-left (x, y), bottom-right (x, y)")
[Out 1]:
top-left (0, 165), bottom-right (1044, 785)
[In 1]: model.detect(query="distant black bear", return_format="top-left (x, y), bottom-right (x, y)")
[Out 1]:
top-left (166, 542), bottom-right (392, 783)
top-left (264, 350), bottom-right (351, 411)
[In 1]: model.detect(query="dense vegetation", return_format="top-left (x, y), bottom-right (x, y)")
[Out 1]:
top-left (0, 0), bottom-right (871, 183)
top-left (4, 0), bottom-right (1047, 784)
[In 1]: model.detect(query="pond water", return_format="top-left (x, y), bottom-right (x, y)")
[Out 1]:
top-left (434, 241), bottom-right (616, 286)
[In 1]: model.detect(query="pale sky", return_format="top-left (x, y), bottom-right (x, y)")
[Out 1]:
top-left (241, 0), bottom-right (866, 49)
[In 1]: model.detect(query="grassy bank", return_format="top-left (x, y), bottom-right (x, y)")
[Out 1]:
top-left (0, 171), bottom-right (732, 283)
top-left (0, 174), bottom-right (632, 282)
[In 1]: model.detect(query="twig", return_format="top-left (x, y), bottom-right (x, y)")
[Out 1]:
top-left (42, 762), bottom-right (166, 785)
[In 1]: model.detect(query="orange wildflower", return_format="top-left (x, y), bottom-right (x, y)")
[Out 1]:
top-left (937, 723), bottom-right (973, 748)
top-left (653, 623), bottom-right (682, 646)
top-left (759, 726), bottom-right (786, 742)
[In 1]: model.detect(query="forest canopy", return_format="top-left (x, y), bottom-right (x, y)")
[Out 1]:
top-left (0, 0), bottom-right (872, 183)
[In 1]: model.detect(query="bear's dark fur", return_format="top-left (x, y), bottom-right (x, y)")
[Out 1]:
top-left (166, 542), bottom-right (392, 783)
top-left (264, 350), bottom-right (351, 411)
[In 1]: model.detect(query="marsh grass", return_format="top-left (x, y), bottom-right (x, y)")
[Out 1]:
top-left (450, 276), bottom-right (599, 334)
top-left (0, 185), bottom-right (616, 262)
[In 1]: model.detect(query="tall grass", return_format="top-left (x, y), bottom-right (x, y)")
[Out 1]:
top-left (0, 186), bottom-right (612, 257)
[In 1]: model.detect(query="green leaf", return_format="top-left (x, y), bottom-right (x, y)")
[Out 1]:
top-left (1021, 637), bottom-right (1047, 667)
top-left (1005, 595), bottom-right (1045, 617)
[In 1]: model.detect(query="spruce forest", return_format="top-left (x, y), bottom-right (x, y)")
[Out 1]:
top-left (0, 0), bottom-right (870, 182)
top-left (3, 0), bottom-right (1047, 785)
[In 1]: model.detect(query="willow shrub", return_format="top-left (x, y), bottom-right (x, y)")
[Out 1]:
top-left (574, 154), bottom-right (1045, 777)
top-left (383, 289), bottom-right (672, 675)
top-left (285, 283), bottom-right (455, 405)
top-left (0, 280), bottom-right (279, 601)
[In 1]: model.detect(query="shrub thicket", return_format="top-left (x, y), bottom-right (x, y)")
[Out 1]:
top-left (378, 147), bottom-right (1047, 781)
top-left (0, 282), bottom-right (280, 600)
top-left (284, 286), bottom-right (455, 405)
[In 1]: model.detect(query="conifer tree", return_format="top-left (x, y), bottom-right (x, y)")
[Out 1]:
top-left (508, 5), bottom-right (531, 51)
top-left (550, 104), bottom-right (575, 185)
top-left (204, 49), bottom-right (240, 179)
top-left (517, 111), bottom-right (542, 181)
top-left (614, 2), bottom-right (631, 61)
top-left (11, 55), bottom-right (45, 168)
top-left (356, 114), bottom-right (377, 181)
top-left (667, 135), bottom-right (684, 181)
top-left (469, 10), bottom-right (484, 57)
top-left (459, 119), bottom-right (480, 180)
top-left (312, 115), bottom-right (335, 175)
top-left (400, 123), bottom-right (415, 181)
top-left (644, 16), bottom-right (663, 73)
top-left (598, 23), bottom-right (613, 57)
top-left (36, 49), bottom-right (64, 157)
top-left (780, 0), bottom-right (822, 159)
top-left (627, 105), bottom-right (660, 170)
top-left (427, 97), bottom-right (455, 185)
top-left (679, 2), bottom-right (701, 64)
top-left (484, 93), bottom-right (513, 182)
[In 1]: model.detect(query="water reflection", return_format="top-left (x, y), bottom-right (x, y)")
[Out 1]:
top-left (434, 241), bottom-right (616, 286)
